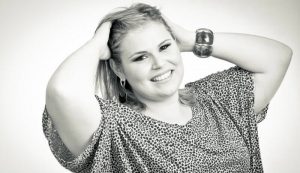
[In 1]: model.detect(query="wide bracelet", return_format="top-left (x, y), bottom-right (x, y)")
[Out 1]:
top-left (193, 44), bottom-right (213, 58)
top-left (193, 28), bottom-right (214, 58)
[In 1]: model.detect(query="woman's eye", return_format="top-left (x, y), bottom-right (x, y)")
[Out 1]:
top-left (160, 43), bottom-right (171, 51)
top-left (133, 55), bottom-right (147, 62)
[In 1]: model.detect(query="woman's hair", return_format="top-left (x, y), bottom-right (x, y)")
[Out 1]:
top-left (95, 3), bottom-right (195, 111)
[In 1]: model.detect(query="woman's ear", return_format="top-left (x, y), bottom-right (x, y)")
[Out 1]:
top-left (109, 59), bottom-right (125, 79)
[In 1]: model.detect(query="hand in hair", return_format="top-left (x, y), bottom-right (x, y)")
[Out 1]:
top-left (162, 15), bottom-right (195, 52)
top-left (93, 22), bottom-right (112, 60)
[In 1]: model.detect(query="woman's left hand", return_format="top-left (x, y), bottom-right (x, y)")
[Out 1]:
top-left (163, 15), bottom-right (195, 52)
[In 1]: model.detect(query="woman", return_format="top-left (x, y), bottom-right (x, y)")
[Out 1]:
top-left (43, 3), bottom-right (292, 173)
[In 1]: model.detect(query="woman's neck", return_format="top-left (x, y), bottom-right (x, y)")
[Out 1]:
top-left (140, 92), bottom-right (192, 124)
top-left (142, 91), bottom-right (180, 111)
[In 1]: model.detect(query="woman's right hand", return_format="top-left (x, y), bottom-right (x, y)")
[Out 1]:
top-left (93, 22), bottom-right (112, 60)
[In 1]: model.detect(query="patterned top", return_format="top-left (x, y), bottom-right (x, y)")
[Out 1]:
top-left (42, 66), bottom-right (268, 173)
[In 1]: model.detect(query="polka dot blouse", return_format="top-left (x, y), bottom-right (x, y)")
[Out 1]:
top-left (42, 66), bottom-right (268, 173)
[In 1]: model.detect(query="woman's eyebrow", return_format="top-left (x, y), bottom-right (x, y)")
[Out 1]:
top-left (128, 39), bottom-right (172, 60)
top-left (158, 39), bottom-right (172, 47)
top-left (128, 51), bottom-right (148, 60)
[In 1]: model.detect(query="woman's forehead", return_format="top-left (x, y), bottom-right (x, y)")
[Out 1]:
top-left (119, 21), bottom-right (172, 58)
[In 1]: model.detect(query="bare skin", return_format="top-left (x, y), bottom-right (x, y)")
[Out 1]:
top-left (46, 22), bottom-right (112, 156)
top-left (165, 17), bottom-right (292, 114)
top-left (45, 17), bottom-right (292, 157)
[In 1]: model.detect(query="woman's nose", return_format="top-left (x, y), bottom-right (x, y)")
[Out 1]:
top-left (151, 54), bottom-right (165, 70)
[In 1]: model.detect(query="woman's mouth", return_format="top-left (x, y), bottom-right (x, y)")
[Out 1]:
top-left (151, 70), bottom-right (173, 82)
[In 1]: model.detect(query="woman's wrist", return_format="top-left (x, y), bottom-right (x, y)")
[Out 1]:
top-left (192, 28), bottom-right (214, 58)
top-left (179, 30), bottom-right (195, 52)
top-left (179, 28), bottom-right (215, 57)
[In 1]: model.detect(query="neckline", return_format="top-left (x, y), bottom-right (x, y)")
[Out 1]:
top-left (132, 105), bottom-right (196, 128)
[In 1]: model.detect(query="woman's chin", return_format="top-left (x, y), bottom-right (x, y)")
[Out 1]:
top-left (153, 83), bottom-right (181, 100)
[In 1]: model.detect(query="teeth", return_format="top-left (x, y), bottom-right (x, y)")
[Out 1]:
top-left (152, 71), bottom-right (172, 82)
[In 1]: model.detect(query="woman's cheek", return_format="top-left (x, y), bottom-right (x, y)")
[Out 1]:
top-left (169, 45), bottom-right (181, 62)
top-left (125, 63), bottom-right (150, 81)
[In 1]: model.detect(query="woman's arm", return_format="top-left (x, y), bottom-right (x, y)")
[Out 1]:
top-left (210, 33), bottom-right (292, 113)
top-left (45, 22), bottom-right (111, 156)
top-left (166, 19), bottom-right (292, 114)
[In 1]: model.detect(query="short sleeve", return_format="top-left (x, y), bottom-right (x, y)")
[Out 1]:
top-left (186, 66), bottom-right (267, 172)
top-left (42, 95), bottom-right (114, 172)
top-left (186, 66), bottom-right (268, 123)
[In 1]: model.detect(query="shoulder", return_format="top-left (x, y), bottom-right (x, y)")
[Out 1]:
top-left (95, 95), bottom-right (142, 126)
top-left (185, 66), bottom-right (252, 95)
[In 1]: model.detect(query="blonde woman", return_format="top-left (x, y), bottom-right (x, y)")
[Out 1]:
top-left (43, 3), bottom-right (292, 172)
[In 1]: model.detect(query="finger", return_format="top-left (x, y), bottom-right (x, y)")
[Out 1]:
top-left (94, 21), bottom-right (112, 45)
top-left (99, 48), bottom-right (111, 60)
top-left (161, 14), bottom-right (178, 28)
top-left (96, 21), bottom-right (112, 34)
top-left (161, 14), bottom-right (172, 25)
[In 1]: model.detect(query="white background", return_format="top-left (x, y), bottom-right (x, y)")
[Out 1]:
top-left (0, 0), bottom-right (299, 172)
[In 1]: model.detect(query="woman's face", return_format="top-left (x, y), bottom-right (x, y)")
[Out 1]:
top-left (119, 21), bottom-right (184, 102)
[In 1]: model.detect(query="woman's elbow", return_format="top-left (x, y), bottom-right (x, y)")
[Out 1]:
top-left (286, 46), bottom-right (293, 61)
top-left (281, 45), bottom-right (293, 68)
top-left (274, 43), bottom-right (293, 69)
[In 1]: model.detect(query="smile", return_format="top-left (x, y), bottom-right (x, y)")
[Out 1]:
top-left (151, 70), bottom-right (173, 82)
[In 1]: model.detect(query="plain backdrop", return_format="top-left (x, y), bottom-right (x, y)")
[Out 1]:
top-left (0, 0), bottom-right (299, 172)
